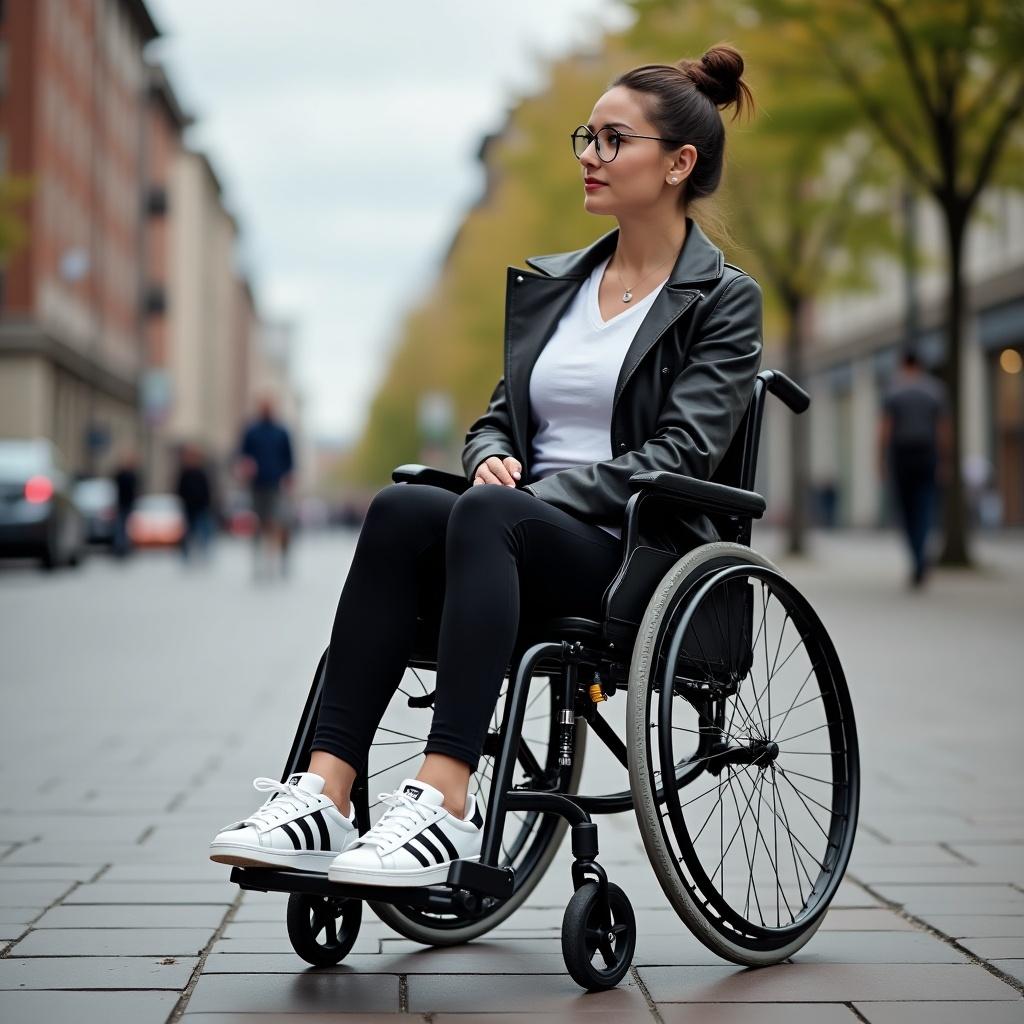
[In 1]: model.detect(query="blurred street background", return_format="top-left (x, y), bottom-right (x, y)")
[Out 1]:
top-left (1, 0), bottom-right (1023, 1020)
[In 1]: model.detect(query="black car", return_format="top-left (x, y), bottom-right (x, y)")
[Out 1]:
top-left (0, 439), bottom-right (85, 569)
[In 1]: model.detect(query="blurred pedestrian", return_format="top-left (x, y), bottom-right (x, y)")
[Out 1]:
top-left (237, 395), bottom-right (295, 580)
top-left (878, 348), bottom-right (952, 588)
top-left (176, 442), bottom-right (215, 564)
top-left (111, 447), bottom-right (140, 560)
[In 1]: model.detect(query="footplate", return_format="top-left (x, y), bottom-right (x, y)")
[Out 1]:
top-left (445, 859), bottom-right (515, 899)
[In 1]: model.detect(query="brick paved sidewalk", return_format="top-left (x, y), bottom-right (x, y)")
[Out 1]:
top-left (1, 530), bottom-right (1021, 1022)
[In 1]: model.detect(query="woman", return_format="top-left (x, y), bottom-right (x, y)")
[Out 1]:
top-left (210, 44), bottom-right (763, 888)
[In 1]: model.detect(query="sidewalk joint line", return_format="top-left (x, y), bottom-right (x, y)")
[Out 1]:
top-left (0, 870), bottom-right (96, 959)
top-left (629, 964), bottom-right (664, 1022)
top-left (850, 873), bottom-right (1024, 997)
top-left (167, 886), bottom-right (244, 1021)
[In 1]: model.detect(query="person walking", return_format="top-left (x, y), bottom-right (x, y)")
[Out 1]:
top-left (236, 396), bottom-right (295, 579)
top-left (210, 46), bottom-right (764, 886)
top-left (175, 442), bottom-right (215, 564)
top-left (110, 448), bottom-right (140, 560)
top-left (879, 348), bottom-right (952, 588)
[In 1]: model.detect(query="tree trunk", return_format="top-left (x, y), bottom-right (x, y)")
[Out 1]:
top-left (785, 297), bottom-right (809, 556)
top-left (937, 203), bottom-right (972, 567)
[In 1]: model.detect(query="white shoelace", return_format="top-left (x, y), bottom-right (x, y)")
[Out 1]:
top-left (244, 777), bottom-right (317, 828)
top-left (354, 790), bottom-right (437, 850)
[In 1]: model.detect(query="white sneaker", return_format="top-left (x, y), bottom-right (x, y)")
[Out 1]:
top-left (209, 772), bottom-right (359, 872)
top-left (327, 778), bottom-right (483, 888)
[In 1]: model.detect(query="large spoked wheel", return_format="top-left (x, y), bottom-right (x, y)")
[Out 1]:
top-left (286, 892), bottom-right (362, 966)
top-left (627, 543), bottom-right (859, 966)
top-left (363, 662), bottom-right (587, 946)
top-left (561, 880), bottom-right (636, 991)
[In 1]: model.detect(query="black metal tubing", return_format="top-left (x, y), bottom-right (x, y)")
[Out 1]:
top-left (481, 640), bottom-right (567, 866)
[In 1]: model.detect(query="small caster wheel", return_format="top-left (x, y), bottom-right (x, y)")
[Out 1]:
top-left (561, 880), bottom-right (635, 991)
top-left (286, 892), bottom-right (362, 966)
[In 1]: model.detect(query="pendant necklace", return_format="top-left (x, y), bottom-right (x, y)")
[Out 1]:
top-left (611, 252), bottom-right (675, 303)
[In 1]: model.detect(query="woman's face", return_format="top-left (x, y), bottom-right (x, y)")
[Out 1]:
top-left (578, 85), bottom-right (696, 217)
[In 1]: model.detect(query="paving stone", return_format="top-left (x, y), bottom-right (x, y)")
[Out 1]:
top-left (433, 1014), bottom-right (660, 1024)
top-left (34, 903), bottom-right (229, 928)
top-left (0, 881), bottom-right (76, 907)
top-left (212, 934), bottom-right (381, 955)
top-left (818, 909), bottom-right (917, 931)
top-left (638, 962), bottom-right (1020, 1002)
top-left (991, 960), bottom-right (1024, 985)
top-left (946, 845), bottom-right (1024, 868)
top-left (64, 881), bottom-right (235, 904)
top-left (917, 915), bottom-right (1024, 938)
top-left (0, 955), bottom-right (198, 989)
top-left (853, 866), bottom-right (1024, 885)
top-left (872, 884), bottom-right (1024, 916)
top-left (853, 1003), bottom-right (1024, 1024)
top-left (11, 927), bottom-right (215, 956)
top-left (0, 866), bottom-right (98, 881)
top-left (0, 909), bottom-right (37, 927)
top-left (185, 972), bottom-right (399, 1013)
top-left (658, 1007), bottom-right (860, 1023)
top-left (0, 990), bottom-right (179, 1024)
top-left (639, 931), bottom-right (967, 966)
top-left (202, 950), bottom-right (577, 974)
top-left (102, 862), bottom-right (229, 882)
top-left (182, 1016), bottom-right (423, 1023)
top-left (407, 972), bottom-right (650, 1013)
top-left (959, 937), bottom-right (1024, 959)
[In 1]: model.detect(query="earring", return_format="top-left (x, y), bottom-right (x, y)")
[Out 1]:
top-left (669, 176), bottom-right (678, 184)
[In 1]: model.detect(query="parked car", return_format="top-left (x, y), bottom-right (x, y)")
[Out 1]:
top-left (73, 476), bottom-right (117, 545)
top-left (126, 493), bottom-right (186, 548)
top-left (0, 439), bottom-right (85, 569)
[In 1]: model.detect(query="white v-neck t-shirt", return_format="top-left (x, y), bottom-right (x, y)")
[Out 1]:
top-left (528, 253), bottom-right (670, 539)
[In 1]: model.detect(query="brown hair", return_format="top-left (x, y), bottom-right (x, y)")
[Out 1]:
top-left (610, 43), bottom-right (754, 237)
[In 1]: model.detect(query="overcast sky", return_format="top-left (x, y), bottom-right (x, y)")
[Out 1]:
top-left (146, 1), bottom-right (631, 444)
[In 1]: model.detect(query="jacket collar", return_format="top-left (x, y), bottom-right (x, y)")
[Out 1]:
top-left (503, 218), bottom-right (723, 468)
top-left (523, 216), bottom-right (724, 288)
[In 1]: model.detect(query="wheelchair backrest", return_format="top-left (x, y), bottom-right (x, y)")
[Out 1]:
top-left (704, 372), bottom-right (771, 539)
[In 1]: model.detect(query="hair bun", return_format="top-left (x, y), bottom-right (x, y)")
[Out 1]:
top-left (680, 43), bottom-right (745, 109)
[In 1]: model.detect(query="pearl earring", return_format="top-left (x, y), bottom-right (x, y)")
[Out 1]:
top-left (670, 176), bottom-right (678, 183)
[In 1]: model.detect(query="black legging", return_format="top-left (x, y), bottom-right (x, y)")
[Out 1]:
top-left (310, 481), bottom-right (623, 775)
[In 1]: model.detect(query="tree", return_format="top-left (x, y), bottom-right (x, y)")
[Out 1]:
top-left (763, 0), bottom-right (1024, 566)
top-left (624, 0), bottom-right (905, 555)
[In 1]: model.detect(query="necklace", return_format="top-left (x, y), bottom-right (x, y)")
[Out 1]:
top-left (610, 252), bottom-right (675, 303)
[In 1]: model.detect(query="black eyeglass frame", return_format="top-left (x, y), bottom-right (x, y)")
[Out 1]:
top-left (570, 124), bottom-right (688, 163)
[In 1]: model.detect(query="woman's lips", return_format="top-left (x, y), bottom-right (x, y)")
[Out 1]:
top-left (584, 181), bottom-right (607, 191)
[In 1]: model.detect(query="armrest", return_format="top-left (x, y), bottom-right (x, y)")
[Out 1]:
top-left (392, 463), bottom-right (471, 495)
top-left (628, 471), bottom-right (765, 519)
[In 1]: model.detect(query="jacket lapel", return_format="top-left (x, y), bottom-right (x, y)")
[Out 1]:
top-left (505, 218), bottom-right (725, 460)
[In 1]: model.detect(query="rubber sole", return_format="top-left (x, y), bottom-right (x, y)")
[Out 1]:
top-left (328, 854), bottom-right (481, 888)
top-left (209, 842), bottom-right (348, 873)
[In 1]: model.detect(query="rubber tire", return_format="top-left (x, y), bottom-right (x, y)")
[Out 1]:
top-left (370, 720), bottom-right (587, 946)
top-left (286, 892), bottom-right (362, 967)
top-left (627, 541), bottom-right (828, 966)
top-left (561, 880), bottom-right (635, 991)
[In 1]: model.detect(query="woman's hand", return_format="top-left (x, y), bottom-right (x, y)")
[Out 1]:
top-left (473, 455), bottom-right (522, 487)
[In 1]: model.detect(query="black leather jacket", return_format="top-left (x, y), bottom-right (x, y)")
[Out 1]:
top-left (461, 217), bottom-right (764, 549)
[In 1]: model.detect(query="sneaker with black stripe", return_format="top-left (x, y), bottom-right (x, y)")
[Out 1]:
top-left (327, 778), bottom-right (483, 888)
top-left (209, 772), bottom-right (359, 872)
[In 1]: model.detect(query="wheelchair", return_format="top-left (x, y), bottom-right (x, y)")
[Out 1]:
top-left (227, 368), bottom-right (860, 991)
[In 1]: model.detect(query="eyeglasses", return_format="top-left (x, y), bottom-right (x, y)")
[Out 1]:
top-left (570, 124), bottom-right (687, 163)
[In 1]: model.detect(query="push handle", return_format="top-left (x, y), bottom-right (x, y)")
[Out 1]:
top-left (760, 369), bottom-right (810, 414)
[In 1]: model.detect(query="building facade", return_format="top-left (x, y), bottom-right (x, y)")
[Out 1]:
top-left (759, 185), bottom-right (1024, 531)
top-left (0, 0), bottom-right (158, 474)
